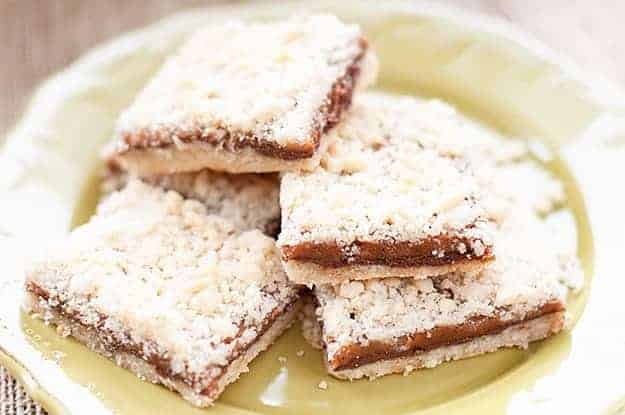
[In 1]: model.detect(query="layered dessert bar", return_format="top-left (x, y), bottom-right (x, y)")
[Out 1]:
top-left (102, 167), bottom-right (280, 236)
top-left (304, 211), bottom-right (582, 380)
top-left (279, 93), bottom-right (498, 284)
top-left (25, 180), bottom-right (301, 406)
top-left (107, 15), bottom-right (378, 175)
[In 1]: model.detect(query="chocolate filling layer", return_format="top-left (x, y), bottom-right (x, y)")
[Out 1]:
top-left (328, 301), bottom-right (564, 371)
top-left (118, 38), bottom-right (368, 161)
top-left (27, 282), bottom-right (300, 398)
top-left (281, 235), bottom-right (493, 268)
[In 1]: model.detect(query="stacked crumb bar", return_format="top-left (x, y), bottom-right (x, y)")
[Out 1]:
top-left (281, 93), bottom-right (582, 379)
top-left (278, 93), bottom-right (581, 379)
top-left (24, 13), bottom-right (582, 408)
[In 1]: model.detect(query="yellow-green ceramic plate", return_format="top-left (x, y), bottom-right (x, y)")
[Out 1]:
top-left (1, 1), bottom-right (624, 414)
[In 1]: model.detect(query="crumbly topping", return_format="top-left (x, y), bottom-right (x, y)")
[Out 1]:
top-left (439, 118), bottom-right (565, 220)
top-left (102, 168), bottom-right (280, 235)
top-left (26, 180), bottom-right (298, 382)
top-left (114, 14), bottom-right (372, 151)
top-left (279, 93), bottom-right (566, 263)
top-left (481, 161), bottom-right (564, 218)
top-left (315, 210), bottom-right (580, 361)
top-left (317, 380), bottom-right (328, 390)
top-left (279, 93), bottom-right (499, 257)
top-left (544, 210), bottom-right (585, 291)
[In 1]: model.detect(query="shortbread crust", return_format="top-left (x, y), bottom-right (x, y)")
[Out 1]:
top-left (25, 180), bottom-right (300, 406)
top-left (108, 15), bottom-right (378, 174)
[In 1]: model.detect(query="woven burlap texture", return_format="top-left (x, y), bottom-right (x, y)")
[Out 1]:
top-left (0, 367), bottom-right (45, 415)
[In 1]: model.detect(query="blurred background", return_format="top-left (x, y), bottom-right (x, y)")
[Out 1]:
top-left (0, 1), bottom-right (623, 413)
top-left (1, 0), bottom-right (624, 139)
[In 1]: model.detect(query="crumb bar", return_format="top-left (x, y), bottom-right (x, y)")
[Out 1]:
top-left (107, 15), bottom-right (378, 175)
top-left (278, 93), bottom-right (499, 284)
top-left (102, 166), bottom-right (280, 236)
top-left (307, 212), bottom-right (581, 379)
top-left (25, 180), bottom-right (301, 407)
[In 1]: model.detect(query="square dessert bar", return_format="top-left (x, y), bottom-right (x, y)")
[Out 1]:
top-left (108, 14), bottom-right (378, 175)
top-left (278, 93), bottom-right (498, 284)
top-left (305, 212), bottom-right (582, 380)
top-left (25, 180), bottom-right (301, 407)
top-left (102, 167), bottom-right (281, 236)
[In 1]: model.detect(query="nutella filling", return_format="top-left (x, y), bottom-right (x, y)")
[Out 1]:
top-left (327, 301), bottom-right (564, 371)
top-left (281, 235), bottom-right (493, 268)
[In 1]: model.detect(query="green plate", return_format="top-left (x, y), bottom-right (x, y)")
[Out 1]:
top-left (1, 2), bottom-right (624, 414)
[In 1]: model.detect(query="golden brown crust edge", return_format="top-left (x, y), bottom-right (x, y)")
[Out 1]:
top-left (282, 258), bottom-right (492, 285)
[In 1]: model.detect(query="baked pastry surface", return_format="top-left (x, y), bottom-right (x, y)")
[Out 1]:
top-left (305, 211), bottom-right (581, 379)
top-left (25, 180), bottom-right (301, 406)
top-left (108, 15), bottom-right (378, 175)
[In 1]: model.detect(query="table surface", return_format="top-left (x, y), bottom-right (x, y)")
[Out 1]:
top-left (1, 1), bottom-right (623, 413)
